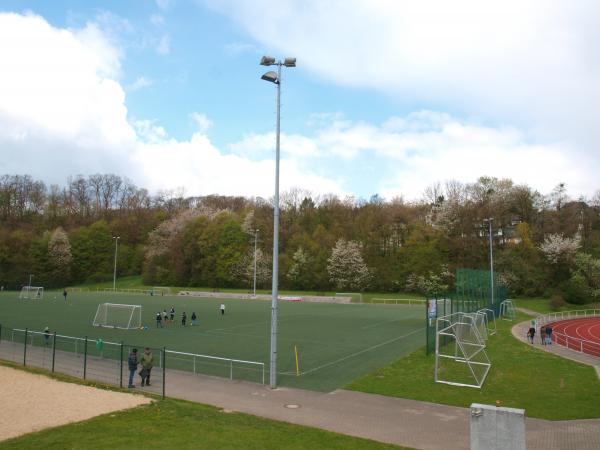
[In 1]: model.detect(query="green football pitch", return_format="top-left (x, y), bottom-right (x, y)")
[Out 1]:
top-left (0, 291), bottom-right (424, 391)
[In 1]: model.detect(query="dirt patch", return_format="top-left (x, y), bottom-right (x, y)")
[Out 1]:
top-left (0, 365), bottom-right (152, 442)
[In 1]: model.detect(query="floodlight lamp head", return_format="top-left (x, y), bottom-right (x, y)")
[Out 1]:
top-left (283, 57), bottom-right (296, 67)
top-left (260, 56), bottom-right (276, 66)
top-left (261, 71), bottom-right (279, 84)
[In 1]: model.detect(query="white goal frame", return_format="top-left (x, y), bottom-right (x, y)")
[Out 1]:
top-left (500, 299), bottom-right (516, 321)
top-left (152, 286), bottom-right (171, 296)
top-left (435, 312), bottom-right (491, 389)
top-left (335, 292), bottom-right (363, 303)
top-left (93, 303), bottom-right (142, 329)
top-left (19, 286), bottom-right (44, 299)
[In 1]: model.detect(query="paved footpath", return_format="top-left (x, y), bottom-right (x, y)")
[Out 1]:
top-left (3, 324), bottom-right (600, 449)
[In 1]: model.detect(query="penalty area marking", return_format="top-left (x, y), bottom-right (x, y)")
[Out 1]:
top-left (297, 328), bottom-right (423, 376)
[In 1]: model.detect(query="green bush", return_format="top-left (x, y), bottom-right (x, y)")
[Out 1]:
top-left (561, 274), bottom-right (589, 304)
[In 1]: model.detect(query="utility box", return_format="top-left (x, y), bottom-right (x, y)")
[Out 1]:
top-left (470, 403), bottom-right (525, 450)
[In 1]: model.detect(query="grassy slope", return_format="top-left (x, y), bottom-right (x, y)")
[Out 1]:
top-left (0, 366), bottom-right (408, 450)
top-left (347, 313), bottom-right (600, 420)
top-left (513, 297), bottom-right (600, 314)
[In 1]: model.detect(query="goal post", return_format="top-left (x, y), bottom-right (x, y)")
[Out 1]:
top-left (335, 292), bottom-right (363, 303)
top-left (151, 286), bottom-right (171, 296)
top-left (93, 303), bottom-right (142, 329)
top-left (19, 286), bottom-right (44, 299)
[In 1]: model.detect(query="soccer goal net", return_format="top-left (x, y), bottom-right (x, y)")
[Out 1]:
top-left (335, 292), bottom-right (363, 303)
top-left (500, 299), bottom-right (516, 321)
top-left (435, 312), bottom-right (491, 389)
top-left (151, 287), bottom-right (171, 296)
top-left (93, 303), bottom-right (142, 329)
top-left (19, 286), bottom-right (44, 299)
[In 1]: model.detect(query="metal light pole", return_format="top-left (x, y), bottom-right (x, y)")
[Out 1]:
top-left (260, 55), bottom-right (296, 389)
top-left (253, 229), bottom-right (259, 297)
top-left (112, 236), bottom-right (120, 291)
top-left (483, 218), bottom-right (494, 304)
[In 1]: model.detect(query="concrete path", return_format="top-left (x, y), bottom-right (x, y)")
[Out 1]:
top-left (514, 308), bottom-right (600, 378)
top-left (3, 336), bottom-right (600, 449)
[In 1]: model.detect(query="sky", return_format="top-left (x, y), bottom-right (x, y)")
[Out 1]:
top-left (0, 0), bottom-right (599, 201)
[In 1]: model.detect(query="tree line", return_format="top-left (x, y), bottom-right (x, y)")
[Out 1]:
top-left (0, 174), bottom-right (599, 304)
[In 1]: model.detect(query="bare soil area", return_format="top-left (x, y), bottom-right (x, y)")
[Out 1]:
top-left (0, 365), bottom-right (152, 442)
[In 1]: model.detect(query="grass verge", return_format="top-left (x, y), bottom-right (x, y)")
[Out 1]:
top-left (0, 364), bottom-right (410, 450)
top-left (347, 313), bottom-right (600, 420)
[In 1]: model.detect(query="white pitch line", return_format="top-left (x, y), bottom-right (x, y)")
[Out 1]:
top-left (300, 328), bottom-right (424, 376)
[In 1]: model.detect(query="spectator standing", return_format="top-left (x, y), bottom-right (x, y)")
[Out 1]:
top-left (191, 312), bottom-right (197, 326)
top-left (220, 303), bottom-right (225, 315)
top-left (140, 347), bottom-right (154, 387)
top-left (127, 348), bottom-right (138, 388)
top-left (181, 311), bottom-right (187, 326)
top-left (170, 306), bottom-right (175, 322)
top-left (63, 289), bottom-right (68, 301)
top-left (156, 312), bottom-right (163, 328)
top-left (44, 326), bottom-right (50, 345)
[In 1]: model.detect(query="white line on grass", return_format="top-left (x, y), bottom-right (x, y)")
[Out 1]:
top-left (298, 328), bottom-right (424, 376)
top-left (361, 318), bottom-right (407, 330)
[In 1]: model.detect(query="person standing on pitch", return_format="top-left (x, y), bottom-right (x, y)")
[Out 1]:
top-left (170, 306), bottom-right (175, 323)
top-left (220, 303), bottom-right (225, 315)
top-left (181, 311), bottom-right (187, 326)
top-left (63, 289), bottom-right (67, 301)
top-left (140, 347), bottom-right (154, 387)
top-left (127, 348), bottom-right (138, 388)
top-left (156, 312), bottom-right (162, 328)
top-left (191, 311), bottom-right (197, 326)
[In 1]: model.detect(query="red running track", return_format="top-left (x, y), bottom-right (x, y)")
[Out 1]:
top-left (546, 317), bottom-right (600, 358)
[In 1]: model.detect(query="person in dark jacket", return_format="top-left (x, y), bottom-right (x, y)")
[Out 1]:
top-left (128, 348), bottom-right (138, 388)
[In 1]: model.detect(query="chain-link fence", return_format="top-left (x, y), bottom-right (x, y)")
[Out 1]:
top-left (0, 324), bottom-right (264, 395)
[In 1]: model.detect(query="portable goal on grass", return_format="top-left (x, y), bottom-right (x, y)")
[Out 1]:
top-left (19, 286), bottom-right (44, 299)
top-left (151, 287), bottom-right (171, 296)
top-left (335, 292), bottom-right (363, 303)
top-left (435, 312), bottom-right (491, 389)
top-left (500, 299), bottom-right (516, 321)
top-left (92, 303), bottom-right (142, 329)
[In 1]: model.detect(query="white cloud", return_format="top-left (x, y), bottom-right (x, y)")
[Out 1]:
top-left (128, 76), bottom-right (154, 91)
top-left (230, 132), bottom-right (319, 158)
top-left (206, 0), bottom-right (600, 151)
top-left (189, 113), bottom-right (213, 134)
top-left (156, 34), bottom-right (170, 55)
top-left (0, 12), bottom-right (345, 199)
top-left (156, 0), bottom-right (170, 11)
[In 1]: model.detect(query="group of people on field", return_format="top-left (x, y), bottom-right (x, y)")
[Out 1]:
top-left (527, 322), bottom-right (553, 345)
top-left (155, 304), bottom-right (225, 328)
top-left (127, 347), bottom-right (154, 388)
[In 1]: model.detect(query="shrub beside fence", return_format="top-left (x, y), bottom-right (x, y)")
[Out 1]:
top-left (0, 324), bottom-right (265, 395)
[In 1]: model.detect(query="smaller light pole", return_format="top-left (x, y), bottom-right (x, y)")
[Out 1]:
top-left (113, 236), bottom-right (120, 291)
top-left (253, 229), bottom-right (259, 297)
top-left (28, 274), bottom-right (33, 288)
top-left (483, 218), bottom-right (494, 304)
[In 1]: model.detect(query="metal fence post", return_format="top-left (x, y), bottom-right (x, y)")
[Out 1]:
top-left (23, 327), bottom-right (28, 366)
top-left (119, 341), bottom-right (123, 388)
top-left (83, 336), bottom-right (88, 380)
top-left (0, 323), bottom-right (2, 343)
top-left (52, 332), bottom-right (57, 373)
top-left (162, 347), bottom-right (166, 399)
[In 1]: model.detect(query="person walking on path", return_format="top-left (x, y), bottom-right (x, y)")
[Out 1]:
top-left (540, 325), bottom-right (546, 346)
top-left (220, 303), bottom-right (225, 315)
top-left (44, 326), bottom-right (50, 345)
top-left (127, 348), bottom-right (138, 388)
top-left (527, 325), bottom-right (536, 344)
top-left (545, 325), bottom-right (553, 345)
top-left (191, 312), bottom-right (197, 326)
top-left (139, 347), bottom-right (154, 387)
top-left (63, 289), bottom-right (67, 301)
top-left (181, 311), bottom-right (187, 326)
top-left (156, 312), bottom-right (163, 328)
